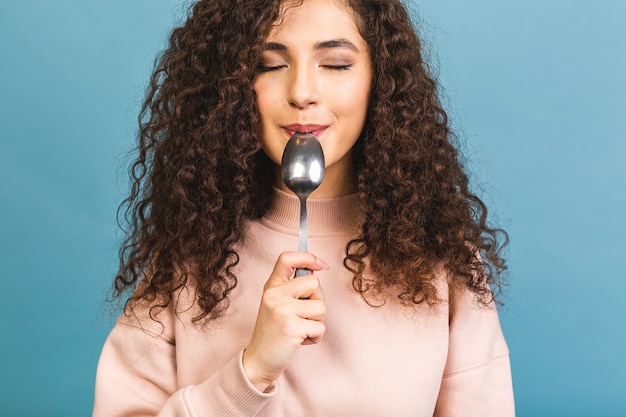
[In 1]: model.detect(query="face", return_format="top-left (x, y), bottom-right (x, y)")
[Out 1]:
top-left (254, 0), bottom-right (372, 197)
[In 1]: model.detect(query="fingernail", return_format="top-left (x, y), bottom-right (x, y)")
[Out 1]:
top-left (316, 257), bottom-right (330, 270)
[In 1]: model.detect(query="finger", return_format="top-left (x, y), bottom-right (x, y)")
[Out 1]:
top-left (261, 277), bottom-right (325, 320)
top-left (288, 275), bottom-right (325, 301)
top-left (300, 320), bottom-right (326, 345)
top-left (293, 298), bottom-right (326, 322)
top-left (266, 252), bottom-right (329, 286)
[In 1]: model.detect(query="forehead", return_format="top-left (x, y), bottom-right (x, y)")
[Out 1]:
top-left (268, 0), bottom-right (362, 42)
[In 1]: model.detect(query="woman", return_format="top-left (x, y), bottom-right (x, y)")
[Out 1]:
top-left (94, 0), bottom-right (514, 415)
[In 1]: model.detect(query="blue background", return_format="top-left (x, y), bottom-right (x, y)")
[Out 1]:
top-left (0, 1), bottom-right (624, 416)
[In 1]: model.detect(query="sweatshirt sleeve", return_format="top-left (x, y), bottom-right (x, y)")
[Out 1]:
top-left (93, 317), bottom-right (275, 417)
top-left (434, 287), bottom-right (515, 417)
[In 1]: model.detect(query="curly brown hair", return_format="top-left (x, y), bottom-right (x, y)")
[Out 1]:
top-left (113, 0), bottom-right (508, 322)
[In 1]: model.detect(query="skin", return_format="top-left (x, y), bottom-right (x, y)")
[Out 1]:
top-left (253, 0), bottom-right (372, 199)
top-left (243, 0), bottom-right (373, 392)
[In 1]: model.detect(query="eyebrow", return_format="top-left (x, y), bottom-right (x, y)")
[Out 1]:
top-left (263, 39), bottom-right (360, 52)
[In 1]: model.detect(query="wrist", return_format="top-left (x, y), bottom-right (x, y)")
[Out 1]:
top-left (242, 349), bottom-right (274, 393)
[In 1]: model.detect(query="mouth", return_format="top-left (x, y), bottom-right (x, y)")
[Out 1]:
top-left (282, 124), bottom-right (328, 138)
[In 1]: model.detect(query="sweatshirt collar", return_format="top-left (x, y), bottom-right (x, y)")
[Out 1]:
top-left (261, 188), bottom-right (363, 237)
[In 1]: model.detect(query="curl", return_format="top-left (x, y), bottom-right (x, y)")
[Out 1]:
top-left (112, 0), bottom-right (508, 323)
top-left (114, 0), bottom-right (281, 322)
top-left (345, 0), bottom-right (508, 306)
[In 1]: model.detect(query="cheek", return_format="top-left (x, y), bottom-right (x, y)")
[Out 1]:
top-left (335, 77), bottom-right (371, 116)
top-left (254, 80), bottom-right (277, 121)
top-left (255, 94), bottom-right (270, 123)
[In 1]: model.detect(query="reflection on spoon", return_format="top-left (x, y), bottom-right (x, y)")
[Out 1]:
top-left (281, 132), bottom-right (325, 277)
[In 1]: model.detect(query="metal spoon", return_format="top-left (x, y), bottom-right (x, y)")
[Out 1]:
top-left (281, 132), bottom-right (325, 277)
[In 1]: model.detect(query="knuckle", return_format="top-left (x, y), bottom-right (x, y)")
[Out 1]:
top-left (281, 317), bottom-right (299, 335)
top-left (318, 301), bottom-right (327, 316)
top-left (276, 251), bottom-right (291, 263)
top-left (261, 287), bottom-right (280, 305)
top-left (305, 275), bottom-right (321, 289)
top-left (312, 275), bottom-right (322, 288)
top-left (273, 303), bottom-right (289, 316)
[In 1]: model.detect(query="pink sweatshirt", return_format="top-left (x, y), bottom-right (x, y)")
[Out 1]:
top-left (93, 189), bottom-right (514, 416)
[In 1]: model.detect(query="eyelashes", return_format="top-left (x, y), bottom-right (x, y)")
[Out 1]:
top-left (257, 64), bottom-right (353, 72)
top-left (257, 65), bottom-right (286, 73)
top-left (322, 64), bottom-right (352, 71)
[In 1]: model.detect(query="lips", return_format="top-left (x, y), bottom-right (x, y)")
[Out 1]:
top-left (282, 124), bottom-right (328, 138)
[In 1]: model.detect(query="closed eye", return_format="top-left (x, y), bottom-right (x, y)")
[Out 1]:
top-left (258, 64), bottom-right (287, 73)
top-left (321, 64), bottom-right (353, 71)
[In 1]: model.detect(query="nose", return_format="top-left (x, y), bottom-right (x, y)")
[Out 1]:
top-left (287, 64), bottom-right (319, 109)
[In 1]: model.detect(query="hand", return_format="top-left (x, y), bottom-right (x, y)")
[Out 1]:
top-left (242, 251), bottom-right (329, 392)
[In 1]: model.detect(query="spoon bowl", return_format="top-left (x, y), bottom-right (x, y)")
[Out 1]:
top-left (281, 132), bottom-right (325, 276)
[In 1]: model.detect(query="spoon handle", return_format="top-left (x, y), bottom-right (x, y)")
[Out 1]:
top-left (295, 195), bottom-right (310, 277)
